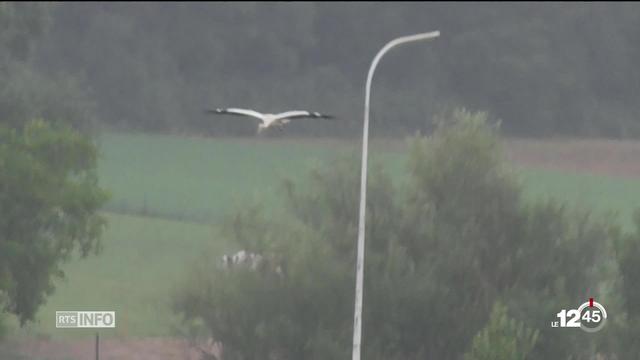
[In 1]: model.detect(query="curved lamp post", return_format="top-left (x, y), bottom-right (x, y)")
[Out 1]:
top-left (352, 31), bottom-right (440, 360)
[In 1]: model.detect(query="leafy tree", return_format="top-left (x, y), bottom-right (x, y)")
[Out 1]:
top-left (391, 110), bottom-right (619, 359)
top-left (0, 120), bottom-right (109, 324)
top-left (174, 200), bottom-right (355, 359)
top-left (174, 109), bottom-right (623, 359)
top-left (0, 2), bottom-right (106, 333)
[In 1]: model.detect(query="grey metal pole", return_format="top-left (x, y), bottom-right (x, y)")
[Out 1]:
top-left (351, 31), bottom-right (440, 360)
top-left (96, 332), bottom-right (99, 360)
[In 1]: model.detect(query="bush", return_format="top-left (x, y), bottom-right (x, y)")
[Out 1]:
top-left (464, 302), bottom-right (539, 360)
top-left (174, 109), bottom-right (623, 359)
top-left (174, 206), bottom-right (353, 359)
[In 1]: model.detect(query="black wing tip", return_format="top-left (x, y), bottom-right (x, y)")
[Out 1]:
top-left (311, 111), bottom-right (335, 119)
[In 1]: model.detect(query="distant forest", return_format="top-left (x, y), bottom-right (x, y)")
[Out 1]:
top-left (6, 2), bottom-right (640, 137)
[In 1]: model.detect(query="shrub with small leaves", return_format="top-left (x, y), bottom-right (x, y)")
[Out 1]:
top-left (465, 302), bottom-right (539, 360)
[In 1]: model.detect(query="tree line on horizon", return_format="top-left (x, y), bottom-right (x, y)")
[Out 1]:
top-left (17, 2), bottom-right (640, 138)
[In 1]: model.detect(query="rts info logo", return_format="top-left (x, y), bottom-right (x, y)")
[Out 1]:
top-left (56, 311), bottom-right (116, 329)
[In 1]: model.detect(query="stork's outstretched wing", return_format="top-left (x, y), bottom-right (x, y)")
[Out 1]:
top-left (205, 108), bottom-right (266, 121)
top-left (273, 110), bottom-right (335, 121)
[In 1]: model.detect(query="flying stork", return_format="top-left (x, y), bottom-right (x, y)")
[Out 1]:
top-left (205, 108), bottom-right (335, 134)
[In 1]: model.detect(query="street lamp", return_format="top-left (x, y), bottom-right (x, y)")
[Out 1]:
top-left (351, 31), bottom-right (440, 360)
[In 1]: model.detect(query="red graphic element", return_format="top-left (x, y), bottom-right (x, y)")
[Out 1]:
top-left (589, 298), bottom-right (594, 307)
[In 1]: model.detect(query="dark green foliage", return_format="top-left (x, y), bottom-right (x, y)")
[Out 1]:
top-left (0, 2), bottom-right (107, 332)
top-left (618, 210), bottom-right (640, 319)
top-left (0, 2), bottom-right (52, 62)
top-left (175, 110), bottom-right (625, 359)
top-left (174, 205), bottom-right (354, 360)
top-left (613, 210), bottom-right (640, 358)
top-left (0, 120), bottom-right (109, 324)
top-left (0, 2), bottom-right (97, 133)
top-left (4, 3), bottom-right (640, 137)
top-left (28, 3), bottom-right (640, 137)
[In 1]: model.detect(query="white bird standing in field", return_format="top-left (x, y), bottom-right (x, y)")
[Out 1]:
top-left (221, 250), bottom-right (262, 270)
top-left (205, 108), bottom-right (335, 134)
top-left (220, 250), bottom-right (285, 276)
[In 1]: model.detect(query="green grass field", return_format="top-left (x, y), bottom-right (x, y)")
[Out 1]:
top-left (98, 133), bottom-right (404, 222)
top-left (9, 214), bottom-right (220, 339)
top-left (9, 132), bottom-right (640, 340)
top-left (520, 169), bottom-right (640, 229)
top-left (99, 133), bottom-right (639, 227)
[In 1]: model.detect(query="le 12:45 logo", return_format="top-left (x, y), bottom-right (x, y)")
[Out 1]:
top-left (552, 298), bottom-right (607, 333)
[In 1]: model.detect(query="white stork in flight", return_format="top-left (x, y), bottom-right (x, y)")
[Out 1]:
top-left (205, 108), bottom-right (335, 134)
